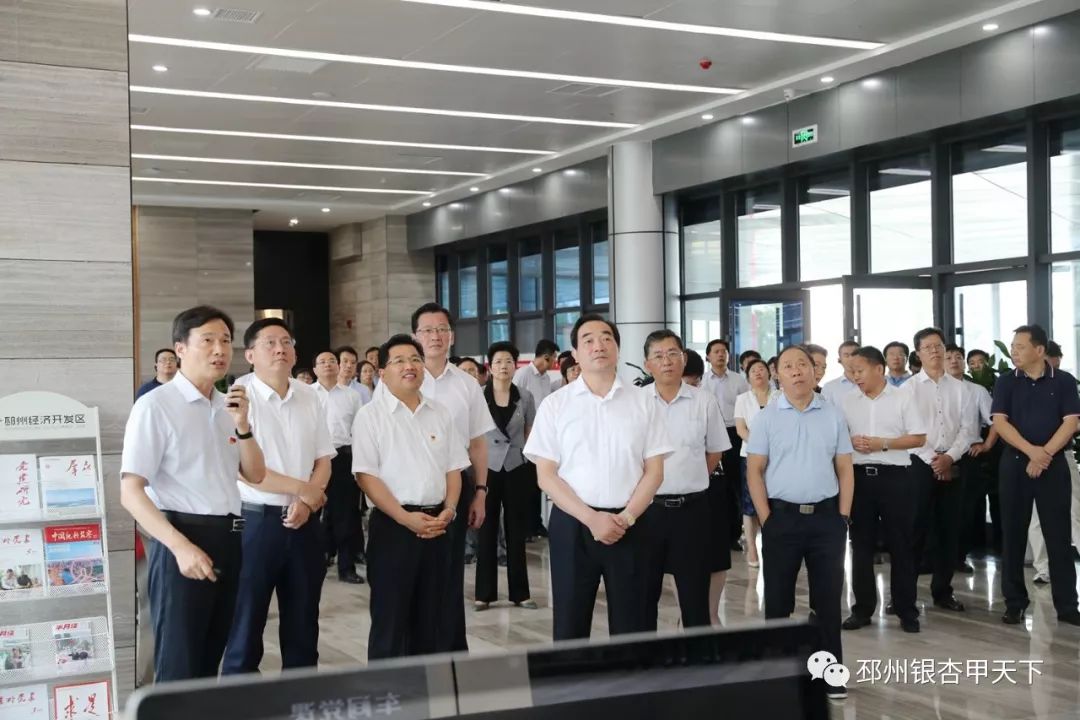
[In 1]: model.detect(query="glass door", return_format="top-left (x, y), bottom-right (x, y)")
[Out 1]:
top-left (721, 289), bottom-right (810, 364)
top-left (842, 276), bottom-right (935, 351)
top-left (946, 271), bottom-right (1028, 357)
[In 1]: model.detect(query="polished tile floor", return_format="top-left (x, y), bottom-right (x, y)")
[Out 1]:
top-left (260, 539), bottom-right (1080, 720)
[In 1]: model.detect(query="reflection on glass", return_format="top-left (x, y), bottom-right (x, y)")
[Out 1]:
top-left (729, 299), bottom-right (805, 362)
top-left (593, 237), bottom-right (610, 305)
top-left (555, 311), bottom-right (578, 351)
top-left (953, 133), bottom-right (1028, 263)
top-left (459, 253), bottom-right (478, 319)
top-left (1050, 121), bottom-right (1080, 254)
top-left (954, 280), bottom-right (1028, 359)
top-left (515, 317), bottom-right (544, 355)
top-left (438, 270), bottom-right (450, 308)
top-left (854, 288), bottom-right (933, 352)
top-left (519, 238), bottom-right (543, 312)
top-left (488, 318), bottom-right (510, 344)
top-left (737, 186), bottom-right (783, 287)
top-left (454, 322), bottom-right (480, 355)
top-left (799, 170), bottom-right (851, 281)
top-left (1052, 261), bottom-right (1080, 376)
top-left (489, 246), bottom-right (508, 315)
top-left (808, 284), bottom-right (844, 383)
top-left (869, 153), bottom-right (933, 272)
top-left (684, 220), bottom-right (723, 293)
top-left (683, 297), bottom-right (721, 354)
top-left (555, 232), bottom-right (581, 309)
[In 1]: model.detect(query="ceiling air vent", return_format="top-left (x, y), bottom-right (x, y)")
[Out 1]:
top-left (211, 7), bottom-right (263, 23)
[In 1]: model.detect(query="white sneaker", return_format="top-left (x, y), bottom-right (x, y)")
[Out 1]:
top-left (1033, 573), bottom-right (1051, 585)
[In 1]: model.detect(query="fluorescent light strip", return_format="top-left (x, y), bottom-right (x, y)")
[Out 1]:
top-left (133, 177), bottom-right (431, 195)
top-left (129, 34), bottom-right (740, 95)
top-left (132, 153), bottom-right (488, 177)
top-left (129, 86), bottom-right (637, 128)
top-left (129, 124), bottom-right (554, 155)
top-left (401, 0), bottom-right (883, 50)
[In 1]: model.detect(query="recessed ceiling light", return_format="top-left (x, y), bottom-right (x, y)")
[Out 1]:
top-left (982, 23), bottom-right (999, 31)
top-left (130, 153), bottom-right (488, 177)
top-left (399, 0), bottom-right (883, 49)
top-left (320, 207), bottom-right (331, 213)
top-left (130, 124), bottom-right (555, 155)
top-left (130, 85), bottom-right (637, 128)
top-left (701, 113), bottom-right (714, 121)
top-left (532, 167), bottom-right (543, 173)
top-left (289, 218), bottom-right (299, 226)
top-left (192, 7), bottom-right (212, 17)
top-left (469, 186), bottom-right (480, 192)
top-left (820, 75), bottom-right (835, 84)
top-left (152, 64), bottom-right (168, 73)
top-left (128, 34), bottom-right (740, 94)
top-left (422, 201), bottom-right (432, 207)
top-left (132, 177), bottom-right (432, 194)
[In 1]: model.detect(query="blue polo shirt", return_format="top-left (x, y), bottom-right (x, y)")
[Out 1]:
top-left (991, 363), bottom-right (1080, 454)
top-left (746, 392), bottom-right (854, 504)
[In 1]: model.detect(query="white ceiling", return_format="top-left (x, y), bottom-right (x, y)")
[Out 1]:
top-left (128, 0), bottom-right (1078, 231)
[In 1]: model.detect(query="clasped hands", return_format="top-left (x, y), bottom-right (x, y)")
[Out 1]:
top-left (1024, 446), bottom-right (1054, 478)
top-left (851, 435), bottom-right (885, 454)
top-left (588, 510), bottom-right (633, 545)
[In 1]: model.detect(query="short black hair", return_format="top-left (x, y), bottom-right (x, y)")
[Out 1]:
top-left (1047, 340), bottom-right (1063, 358)
top-left (778, 344), bottom-right (815, 365)
top-left (243, 317), bottom-right (292, 349)
top-left (745, 358), bottom-right (769, 377)
top-left (378, 334), bottom-right (425, 369)
top-left (335, 345), bottom-right (359, 363)
top-left (456, 357), bottom-right (481, 372)
top-left (705, 339), bottom-right (730, 355)
top-left (853, 346), bottom-right (886, 367)
top-left (805, 343), bottom-right (827, 358)
top-left (171, 305), bottom-right (235, 345)
top-left (570, 313), bottom-right (620, 349)
top-left (908, 351), bottom-right (921, 367)
top-left (488, 341), bottom-right (520, 365)
top-left (883, 341), bottom-right (910, 358)
top-left (945, 343), bottom-right (964, 355)
top-left (643, 329), bottom-right (683, 358)
top-left (411, 302), bottom-right (453, 333)
top-left (534, 339), bottom-right (559, 357)
top-left (154, 348), bottom-right (176, 362)
top-left (683, 349), bottom-right (705, 378)
top-left (558, 350), bottom-right (579, 381)
top-left (358, 359), bottom-right (376, 374)
top-left (294, 367), bottom-right (314, 378)
top-left (739, 350), bottom-right (762, 365)
top-left (913, 327), bottom-right (946, 352)
top-left (1013, 324), bottom-right (1049, 350)
top-left (838, 340), bottom-right (860, 354)
top-left (312, 349), bottom-right (336, 367)
top-left (766, 356), bottom-right (778, 367)
top-left (967, 349), bottom-right (990, 363)
top-left (364, 346), bottom-right (380, 356)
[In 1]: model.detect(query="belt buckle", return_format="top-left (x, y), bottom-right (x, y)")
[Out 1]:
top-left (663, 497), bottom-right (684, 509)
top-left (798, 504), bottom-right (815, 515)
top-left (231, 517), bottom-right (246, 532)
top-left (280, 506), bottom-right (289, 520)
top-left (864, 466), bottom-right (879, 477)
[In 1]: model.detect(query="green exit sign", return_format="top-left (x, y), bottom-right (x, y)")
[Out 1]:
top-left (792, 124), bottom-right (818, 148)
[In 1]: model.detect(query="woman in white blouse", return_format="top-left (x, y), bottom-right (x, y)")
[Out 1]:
top-left (734, 358), bottom-right (779, 568)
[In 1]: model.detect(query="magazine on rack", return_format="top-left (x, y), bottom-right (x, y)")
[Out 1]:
top-left (0, 456), bottom-right (39, 517)
top-left (0, 683), bottom-right (48, 719)
top-left (43, 525), bottom-right (105, 591)
top-left (0, 626), bottom-right (32, 672)
top-left (38, 456), bottom-right (98, 513)
top-left (0, 529), bottom-right (44, 596)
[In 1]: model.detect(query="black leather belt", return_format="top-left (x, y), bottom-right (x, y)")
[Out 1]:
top-left (855, 464), bottom-right (907, 477)
top-left (403, 504), bottom-right (443, 515)
top-left (652, 490), bottom-right (707, 508)
top-left (163, 510), bottom-right (244, 532)
top-left (241, 502), bottom-right (288, 518)
top-left (768, 495), bottom-right (839, 515)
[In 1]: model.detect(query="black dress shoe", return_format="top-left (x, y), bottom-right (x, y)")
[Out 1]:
top-left (933, 596), bottom-right (965, 612)
top-left (842, 614), bottom-right (871, 630)
top-left (536, 525), bottom-right (549, 538)
top-left (900, 617), bottom-right (920, 633)
top-left (956, 562), bottom-right (974, 574)
top-left (339, 571), bottom-right (365, 584)
top-left (1002, 608), bottom-right (1025, 624)
top-left (354, 551), bottom-right (368, 566)
top-left (1058, 611), bottom-right (1080, 626)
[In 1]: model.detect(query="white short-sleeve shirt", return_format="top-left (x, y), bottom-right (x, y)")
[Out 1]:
top-left (734, 388), bottom-right (780, 458)
top-left (240, 377), bottom-right (336, 507)
top-left (513, 363), bottom-right (554, 408)
top-left (351, 388), bottom-right (471, 506)
top-left (900, 370), bottom-right (976, 464)
top-left (821, 376), bottom-right (859, 406)
top-left (649, 382), bottom-right (730, 495)
top-left (421, 363), bottom-right (496, 447)
top-left (841, 383), bottom-right (926, 466)
top-left (523, 376), bottom-right (675, 508)
top-left (314, 381), bottom-right (362, 448)
top-left (701, 368), bottom-right (749, 426)
top-left (120, 371), bottom-right (242, 516)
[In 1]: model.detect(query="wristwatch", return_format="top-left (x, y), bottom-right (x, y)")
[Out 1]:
top-left (474, 485), bottom-right (489, 494)
top-left (235, 428), bottom-right (254, 440)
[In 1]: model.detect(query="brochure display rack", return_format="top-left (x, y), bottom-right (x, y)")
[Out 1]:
top-left (0, 392), bottom-right (117, 719)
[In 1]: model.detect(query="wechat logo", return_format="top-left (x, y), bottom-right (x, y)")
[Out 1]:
top-left (807, 651), bottom-right (850, 688)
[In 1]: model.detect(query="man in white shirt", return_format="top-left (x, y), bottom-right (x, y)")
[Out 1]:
top-left (353, 335), bottom-right (470, 659)
top-left (839, 347), bottom-right (926, 634)
top-left (884, 342), bottom-right (912, 388)
top-left (512, 338), bottom-right (560, 538)
top-left (524, 314), bottom-right (673, 640)
top-left (312, 350), bottom-right (365, 584)
top-left (338, 346), bottom-right (372, 405)
top-left (365, 346), bottom-right (380, 387)
top-left (903, 327), bottom-right (976, 614)
top-left (821, 341), bottom-right (861, 405)
top-left (412, 302), bottom-right (496, 652)
top-left (641, 330), bottom-right (729, 630)
top-left (120, 306), bottom-right (266, 682)
top-left (702, 339), bottom-right (750, 552)
top-left (221, 319), bottom-right (334, 674)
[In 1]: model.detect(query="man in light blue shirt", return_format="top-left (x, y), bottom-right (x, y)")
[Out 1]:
top-left (821, 341), bottom-right (861, 405)
top-left (884, 341), bottom-right (912, 387)
top-left (746, 345), bottom-right (854, 703)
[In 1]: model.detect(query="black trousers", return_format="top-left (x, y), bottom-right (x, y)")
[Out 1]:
top-left (911, 455), bottom-right (962, 601)
top-left (440, 468), bottom-right (473, 652)
top-left (221, 505), bottom-right (325, 674)
top-left (475, 465), bottom-right (531, 603)
top-left (849, 465), bottom-right (917, 621)
top-left (762, 498), bottom-right (846, 665)
top-left (524, 461), bottom-right (544, 535)
top-left (959, 440), bottom-right (1004, 558)
top-left (639, 492), bottom-right (711, 630)
top-left (999, 451), bottom-right (1078, 615)
top-left (722, 428), bottom-right (743, 544)
top-left (548, 504), bottom-right (647, 640)
top-left (367, 507), bottom-right (451, 660)
top-left (322, 448), bottom-right (360, 576)
top-left (148, 513), bottom-right (242, 682)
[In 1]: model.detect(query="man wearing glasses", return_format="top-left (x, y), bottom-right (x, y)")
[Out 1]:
top-left (411, 302), bottom-right (495, 651)
top-left (353, 335), bottom-right (469, 658)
